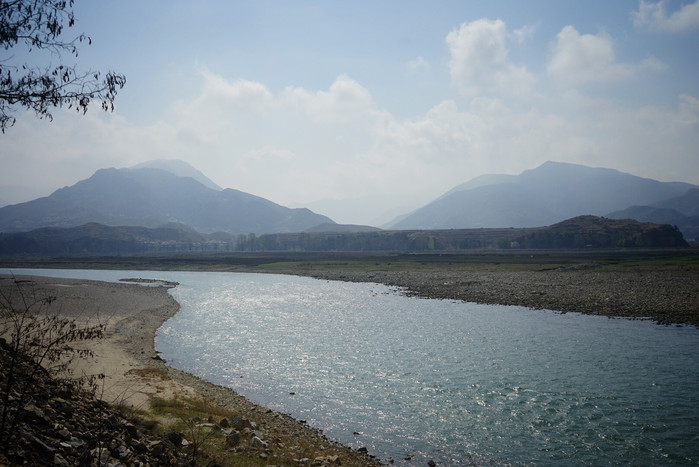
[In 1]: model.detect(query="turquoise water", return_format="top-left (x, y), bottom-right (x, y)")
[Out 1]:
top-left (4, 269), bottom-right (698, 465)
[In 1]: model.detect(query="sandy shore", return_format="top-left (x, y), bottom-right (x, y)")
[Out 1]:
top-left (0, 274), bottom-right (381, 466)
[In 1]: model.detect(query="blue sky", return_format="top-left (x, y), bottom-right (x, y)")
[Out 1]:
top-left (1, 0), bottom-right (698, 224)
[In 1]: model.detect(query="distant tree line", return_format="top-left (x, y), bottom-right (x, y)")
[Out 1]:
top-left (511, 216), bottom-right (688, 249)
top-left (234, 229), bottom-right (521, 252)
top-left (0, 217), bottom-right (688, 257)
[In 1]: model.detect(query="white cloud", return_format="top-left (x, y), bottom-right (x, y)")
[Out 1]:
top-left (547, 26), bottom-right (634, 86)
top-left (640, 56), bottom-right (668, 71)
top-left (632, 0), bottom-right (699, 32)
top-left (407, 56), bottom-right (430, 73)
top-left (241, 146), bottom-right (295, 162)
top-left (281, 74), bottom-right (375, 123)
top-left (2, 69), bottom-right (697, 223)
top-left (446, 19), bottom-right (534, 98)
top-left (513, 24), bottom-right (537, 43)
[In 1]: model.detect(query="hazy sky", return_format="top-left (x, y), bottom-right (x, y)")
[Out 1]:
top-left (1, 0), bottom-right (698, 224)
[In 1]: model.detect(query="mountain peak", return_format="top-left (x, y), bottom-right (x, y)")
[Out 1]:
top-left (129, 159), bottom-right (222, 191)
top-left (0, 167), bottom-right (333, 234)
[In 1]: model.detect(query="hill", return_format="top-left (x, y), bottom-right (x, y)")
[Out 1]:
top-left (511, 216), bottom-right (688, 249)
top-left (389, 161), bottom-right (697, 231)
top-left (236, 216), bottom-right (688, 252)
top-left (0, 167), bottom-right (333, 235)
top-left (0, 216), bottom-right (687, 256)
top-left (607, 188), bottom-right (699, 242)
top-left (0, 222), bottom-right (235, 256)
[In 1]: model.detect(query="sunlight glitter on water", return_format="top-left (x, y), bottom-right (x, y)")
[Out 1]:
top-left (5, 269), bottom-right (698, 466)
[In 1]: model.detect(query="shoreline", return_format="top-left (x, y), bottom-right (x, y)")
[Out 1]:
top-left (2, 248), bottom-right (696, 326)
top-left (290, 267), bottom-right (699, 327)
top-left (0, 274), bottom-right (382, 466)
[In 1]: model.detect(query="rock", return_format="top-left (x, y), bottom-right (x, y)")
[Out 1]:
top-left (219, 417), bottom-right (230, 428)
top-left (58, 441), bottom-right (73, 454)
top-left (130, 438), bottom-right (147, 453)
top-left (225, 431), bottom-right (241, 447)
top-left (90, 447), bottom-right (110, 464)
top-left (315, 454), bottom-right (341, 465)
top-left (103, 414), bottom-right (119, 428)
top-left (53, 453), bottom-right (71, 466)
top-left (115, 444), bottom-right (132, 460)
top-left (231, 416), bottom-right (252, 430)
top-left (121, 421), bottom-right (139, 438)
top-left (251, 436), bottom-right (268, 449)
top-left (24, 403), bottom-right (48, 422)
top-left (166, 431), bottom-right (184, 446)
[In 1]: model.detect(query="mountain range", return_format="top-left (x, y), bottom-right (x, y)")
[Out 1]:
top-left (0, 165), bottom-right (332, 235)
top-left (0, 160), bottom-right (696, 245)
top-left (387, 161), bottom-right (698, 240)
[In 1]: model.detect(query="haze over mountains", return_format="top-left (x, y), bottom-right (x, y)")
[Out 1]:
top-left (0, 164), bottom-right (332, 235)
top-left (0, 160), bottom-right (696, 243)
top-left (387, 161), bottom-right (698, 239)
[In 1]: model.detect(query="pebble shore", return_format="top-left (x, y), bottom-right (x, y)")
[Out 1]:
top-left (297, 266), bottom-right (699, 327)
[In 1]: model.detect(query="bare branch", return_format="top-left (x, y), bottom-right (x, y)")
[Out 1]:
top-left (0, 0), bottom-right (125, 132)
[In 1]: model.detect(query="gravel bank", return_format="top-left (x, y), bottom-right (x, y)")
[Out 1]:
top-left (296, 266), bottom-right (699, 327)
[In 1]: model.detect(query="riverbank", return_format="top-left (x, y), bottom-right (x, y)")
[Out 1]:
top-left (0, 274), bottom-right (381, 466)
top-left (293, 265), bottom-right (699, 327)
top-left (3, 249), bottom-right (696, 326)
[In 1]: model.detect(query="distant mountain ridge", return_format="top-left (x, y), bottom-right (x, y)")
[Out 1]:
top-left (0, 166), bottom-right (333, 235)
top-left (130, 159), bottom-right (223, 191)
top-left (607, 188), bottom-right (699, 241)
top-left (389, 161), bottom-right (698, 232)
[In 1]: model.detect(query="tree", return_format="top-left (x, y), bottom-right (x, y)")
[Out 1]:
top-left (0, 0), bottom-right (125, 132)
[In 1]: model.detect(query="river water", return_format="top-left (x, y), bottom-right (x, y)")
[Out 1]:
top-left (4, 268), bottom-right (698, 465)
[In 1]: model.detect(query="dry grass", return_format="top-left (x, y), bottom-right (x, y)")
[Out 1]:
top-left (126, 367), bottom-right (170, 380)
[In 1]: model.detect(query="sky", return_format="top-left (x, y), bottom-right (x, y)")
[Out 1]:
top-left (1, 0), bottom-right (698, 225)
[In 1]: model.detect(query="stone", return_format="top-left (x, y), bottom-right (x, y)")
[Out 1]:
top-left (231, 416), bottom-right (252, 430)
top-left (58, 441), bottom-right (73, 454)
top-left (53, 453), bottom-right (71, 466)
top-left (130, 438), bottom-right (146, 453)
top-left (251, 436), bottom-right (268, 449)
top-left (166, 431), bottom-right (184, 446)
top-left (115, 445), bottom-right (132, 459)
top-left (67, 437), bottom-right (86, 449)
top-left (121, 421), bottom-right (139, 438)
top-left (90, 447), bottom-right (110, 464)
top-left (315, 455), bottom-right (341, 465)
top-left (225, 431), bottom-right (241, 447)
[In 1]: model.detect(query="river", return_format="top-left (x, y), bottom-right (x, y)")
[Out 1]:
top-left (3, 268), bottom-right (698, 465)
